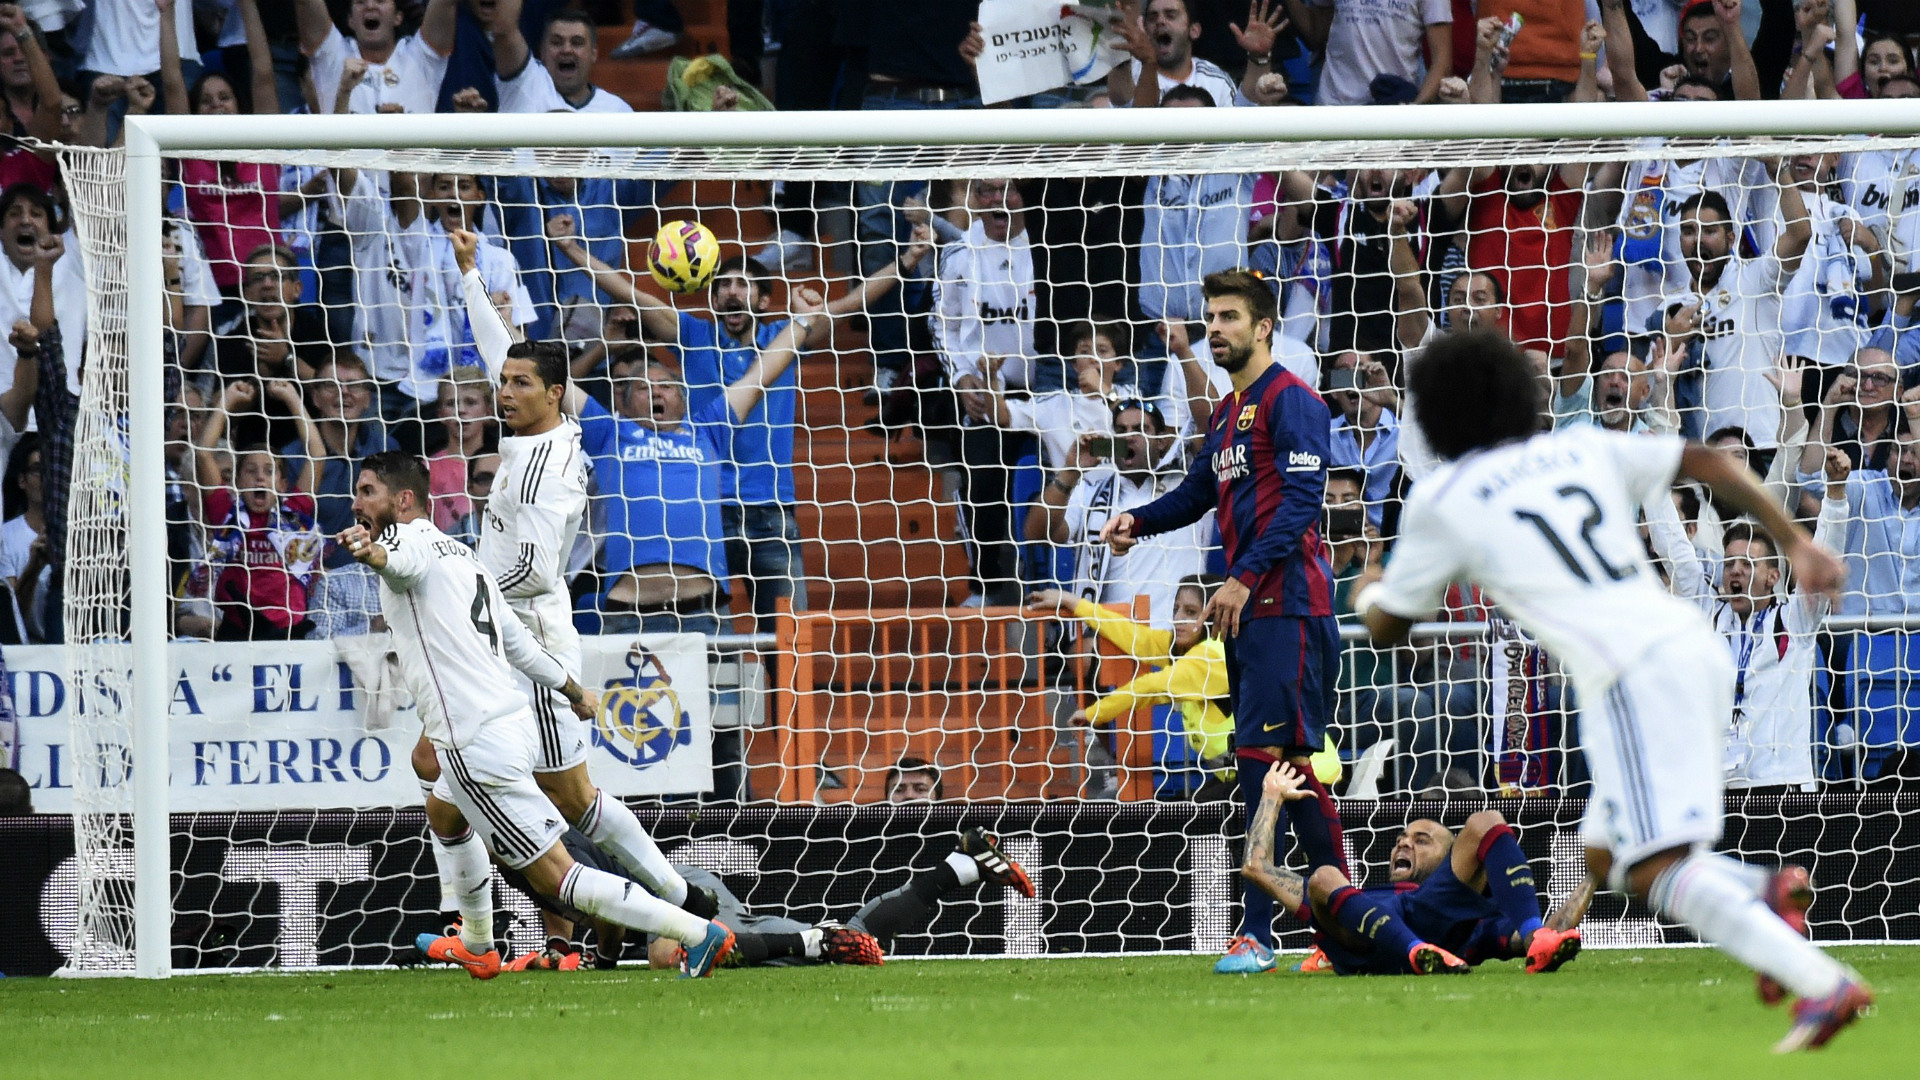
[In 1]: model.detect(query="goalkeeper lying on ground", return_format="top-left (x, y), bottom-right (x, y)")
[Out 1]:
top-left (1242, 764), bottom-right (1592, 976)
top-left (483, 826), bottom-right (1034, 970)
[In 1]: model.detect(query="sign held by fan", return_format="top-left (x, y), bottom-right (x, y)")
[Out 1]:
top-left (974, 1), bottom-right (1127, 105)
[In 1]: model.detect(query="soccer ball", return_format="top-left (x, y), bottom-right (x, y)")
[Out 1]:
top-left (647, 219), bottom-right (721, 294)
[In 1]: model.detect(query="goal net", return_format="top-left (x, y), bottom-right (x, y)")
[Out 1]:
top-left (28, 106), bottom-right (1920, 976)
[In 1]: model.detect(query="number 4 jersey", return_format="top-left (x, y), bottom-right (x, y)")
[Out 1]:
top-left (372, 516), bottom-right (570, 750)
top-left (1370, 427), bottom-right (1710, 692)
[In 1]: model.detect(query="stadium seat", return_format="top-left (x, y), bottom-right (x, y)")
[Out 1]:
top-left (1840, 631), bottom-right (1920, 780)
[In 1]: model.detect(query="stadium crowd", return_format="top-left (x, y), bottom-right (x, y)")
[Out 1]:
top-left (0, 0), bottom-right (1917, 800)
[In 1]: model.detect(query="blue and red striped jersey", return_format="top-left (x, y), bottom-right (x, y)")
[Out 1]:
top-left (1130, 361), bottom-right (1335, 619)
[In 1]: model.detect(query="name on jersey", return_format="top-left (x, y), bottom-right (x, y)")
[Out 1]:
top-left (429, 538), bottom-right (473, 560)
top-left (1474, 446), bottom-right (1580, 501)
top-left (1214, 442), bottom-right (1249, 481)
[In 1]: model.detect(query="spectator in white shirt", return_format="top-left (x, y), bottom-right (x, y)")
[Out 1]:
top-left (486, 0), bottom-right (634, 114)
top-left (1025, 399), bottom-right (1210, 628)
top-left (1107, 0), bottom-right (1275, 108)
top-left (1138, 85), bottom-right (1257, 326)
top-left (295, 0), bottom-right (455, 116)
top-left (77, 0), bottom-right (197, 81)
top-left (1286, 0), bottom-right (1455, 106)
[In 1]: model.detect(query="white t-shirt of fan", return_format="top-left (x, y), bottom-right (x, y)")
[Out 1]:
top-left (1685, 251), bottom-right (1787, 449)
top-left (1063, 464), bottom-right (1212, 628)
top-left (931, 220), bottom-right (1037, 390)
top-left (310, 26), bottom-right (450, 116)
top-left (496, 59), bottom-right (634, 114)
top-left (1839, 147), bottom-right (1919, 254)
top-left (1780, 191), bottom-right (1873, 367)
top-left (80, 0), bottom-right (197, 76)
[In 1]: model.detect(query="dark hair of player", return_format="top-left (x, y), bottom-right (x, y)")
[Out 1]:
top-left (887, 755), bottom-right (943, 799)
top-left (1176, 572), bottom-right (1223, 608)
top-left (1677, 189), bottom-right (1733, 225)
top-left (1201, 269), bottom-right (1278, 330)
top-left (1670, 74), bottom-right (1725, 100)
top-left (506, 339), bottom-right (570, 390)
top-left (543, 7), bottom-right (597, 37)
top-left (1160, 84), bottom-right (1215, 107)
top-left (1326, 466), bottom-right (1365, 493)
top-left (1407, 328), bottom-right (1541, 461)
top-left (1721, 520), bottom-right (1775, 562)
top-left (362, 449), bottom-right (432, 507)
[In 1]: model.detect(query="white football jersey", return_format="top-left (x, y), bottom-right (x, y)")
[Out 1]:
top-left (1689, 252), bottom-right (1787, 448)
top-left (1373, 427), bottom-right (1711, 691)
top-left (373, 516), bottom-right (569, 749)
top-left (481, 419), bottom-right (589, 658)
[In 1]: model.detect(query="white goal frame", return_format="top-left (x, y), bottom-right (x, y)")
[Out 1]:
top-left (111, 98), bottom-right (1920, 978)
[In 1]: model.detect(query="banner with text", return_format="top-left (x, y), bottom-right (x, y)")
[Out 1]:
top-left (975, 0), bottom-right (1125, 105)
top-left (11, 634), bottom-right (711, 813)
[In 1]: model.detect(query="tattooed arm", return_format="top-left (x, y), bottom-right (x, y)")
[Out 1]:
top-left (1240, 763), bottom-right (1312, 911)
top-left (1546, 874), bottom-right (1598, 932)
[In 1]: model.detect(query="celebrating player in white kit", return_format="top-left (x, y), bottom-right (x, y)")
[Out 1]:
top-left (1355, 329), bottom-right (1873, 1053)
top-left (341, 452), bottom-right (735, 979)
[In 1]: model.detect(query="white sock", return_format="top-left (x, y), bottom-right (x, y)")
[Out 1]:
top-left (577, 790), bottom-right (689, 906)
top-left (1650, 851), bottom-right (1845, 1000)
top-left (559, 863), bottom-right (709, 945)
top-left (420, 779), bottom-right (458, 913)
top-left (946, 849), bottom-right (981, 887)
top-left (802, 927), bottom-right (825, 959)
top-left (438, 828), bottom-right (494, 953)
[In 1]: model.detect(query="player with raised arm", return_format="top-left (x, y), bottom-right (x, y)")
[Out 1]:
top-left (436, 229), bottom-right (718, 969)
top-left (337, 452), bottom-right (734, 979)
top-left (1243, 764), bottom-right (1587, 976)
top-left (1355, 329), bottom-right (1871, 1051)
top-left (1099, 269), bottom-right (1346, 975)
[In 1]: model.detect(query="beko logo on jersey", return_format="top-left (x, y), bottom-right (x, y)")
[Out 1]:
top-left (1286, 451), bottom-right (1322, 473)
top-left (1214, 442), bottom-right (1249, 480)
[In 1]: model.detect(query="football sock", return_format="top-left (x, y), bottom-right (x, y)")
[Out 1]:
top-left (1327, 884), bottom-right (1422, 964)
top-left (420, 779), bottom-right (458, 913)
top-left (436, 827), bottom-right (493, 954)
top-left (850, 868), bottom-right (952, 943)
top-left (946, 849), bottom-right (982, 887)
top-left (733, 931), bottom-right (791, 966)
top-left (1476, 823), bottom-right (1544, 941)
top-left (559, 863), bottom-right (709, 946)
top-left (1235, 756), bottom-right (1281, 946)
top-left (1288, 770), bottom-right (1349, 878)
top-left (576, 789), bottom-right (690, 906)
top-left (1649, 851), bottom-right (1846, 1000)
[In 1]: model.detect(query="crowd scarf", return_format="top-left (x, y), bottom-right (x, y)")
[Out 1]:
top-left (1487, 615), bottom-right (1553, 793)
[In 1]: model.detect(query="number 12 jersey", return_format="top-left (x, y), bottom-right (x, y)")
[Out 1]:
top-left (1371, 426), bottom-right (1710, 691)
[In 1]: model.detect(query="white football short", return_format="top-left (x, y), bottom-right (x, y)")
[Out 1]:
top-left (1577, 627), bottom-right (1733, 889)
top-left (516, 640), bottom-right (588, 774)
top-left (433, 710), bottom-right (568, 870)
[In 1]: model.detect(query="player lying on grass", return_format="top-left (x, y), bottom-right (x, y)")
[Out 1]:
top-left (1242, 764), bottom-right (1588, 976)
top-left (490, 827), bottom-right (1034, 970)
top-left (339, 452), bottom-right (734, 980)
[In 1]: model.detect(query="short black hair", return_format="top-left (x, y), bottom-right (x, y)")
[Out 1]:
top-left (543, 7), bottom-right (597, 36)
top-left (361, 449), bottom-right (431, 507)
top-left (1722, 520), bottom-right (1775, 561)
top-left (1160, 84), bottom-right (1215, 107)
top-left (713, 255), bottom-right (763, 297)
top-left (1063, 317), bottom-right (1132, 359)
top-left (4, 430), bottom-right (39, 520)
top-left (1407, 328), bottom-right (1541, 461)
top-left (0, 182), bottom-right (59, 232)
top-left (1677, 189), bottom-right (1733, 227)
top-left (1670, 74), bottom-right (1726, 99)
top-left (0, 767), bottom-right (30, 815)
top-left (1455, 267), bottom-right (1507, 306)
top-left (1202, 269), bottom-right (1278, 331)
top-left (887, 755), bottom-right (943, 799)
top-left (1674, 484), bottom-right (1700, 523)
top-left (1680, 1), bottom-right (1719, 27)
top-left (506, 339), bottom-right (570, 391)
top-left (1325, 466), bottom-right (1365, 493)
top-left (1705, 425), bottom-right (1753, 450)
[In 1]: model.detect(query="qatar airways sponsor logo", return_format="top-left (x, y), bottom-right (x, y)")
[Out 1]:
top-left (1213, 442), bottom-right (1249, 481)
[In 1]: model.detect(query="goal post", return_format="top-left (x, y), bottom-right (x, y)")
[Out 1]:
top-left (57, 99), bottom-right (1920, 977)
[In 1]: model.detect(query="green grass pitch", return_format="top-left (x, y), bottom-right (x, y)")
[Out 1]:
top-left (3, 948), bottom-right (1914, 1079)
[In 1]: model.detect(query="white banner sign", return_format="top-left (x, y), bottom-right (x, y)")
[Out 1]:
top-left (975, 0), bottom-right (1125, 105)
top-left (12, 634), bottom-right (711, 813)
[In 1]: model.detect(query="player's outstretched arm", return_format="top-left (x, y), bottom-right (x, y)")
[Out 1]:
top-left (1679, 442), bottom-right (1845, 603)
top-left (1241, 763), bottom-right (1310, 910)
top-left (494, 594), bottom-right (598, 716)
top-left (450, 228), bottom-right (516, 382)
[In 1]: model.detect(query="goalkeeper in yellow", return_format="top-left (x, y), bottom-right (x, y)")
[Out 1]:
top-left (1027, 575), bottom-right (1338, 802)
